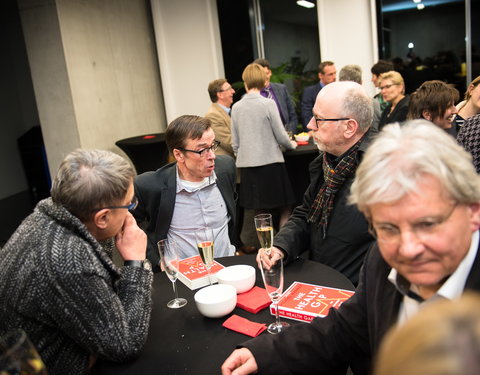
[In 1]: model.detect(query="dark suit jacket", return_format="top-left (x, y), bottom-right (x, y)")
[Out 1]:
top-left (270, 83), bottom-right (298, 132)
top-left (245, 238), bottom-right (480, 375)
top-left (133, 155), bottom-right (236, 270)
top-left (301, 82), bottom-right (322, 128)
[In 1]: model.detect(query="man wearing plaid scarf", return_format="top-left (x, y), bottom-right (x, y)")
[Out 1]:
top-left (262, 81), bottom-right (376, 285)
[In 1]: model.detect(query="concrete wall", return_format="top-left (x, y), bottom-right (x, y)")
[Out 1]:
top-left (317, 0), bottom-right (378, 95)
top-left (18, 0), bottom-right (166, 175)
top-left (150, 0), bottom-right (224, 122)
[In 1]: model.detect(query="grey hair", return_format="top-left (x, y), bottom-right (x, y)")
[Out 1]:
top-left (339, 64), bottom-right (362, 84)
top-left (349, 120), bottom-right (480, 215)
top-left (51, 149), bottom-right (135, 220)
top-left (338, 85), bottom-right (373, 132)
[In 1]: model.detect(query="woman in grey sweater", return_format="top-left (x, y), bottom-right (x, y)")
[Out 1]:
top-left (231, 63), bottom-right (297, 228)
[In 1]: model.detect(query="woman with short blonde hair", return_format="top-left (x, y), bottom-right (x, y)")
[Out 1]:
top-left (377, 70), bottom-right (409, 130)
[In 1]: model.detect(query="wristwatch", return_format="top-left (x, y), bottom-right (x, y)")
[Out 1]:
top-left (124, 259), bottom-right (152, 271)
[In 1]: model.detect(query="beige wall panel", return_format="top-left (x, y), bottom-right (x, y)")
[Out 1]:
top-left (18, 0), bottom-right (80, 174)
top-left (150, 0), bottom-right (224, 122)
top-left (57, 0), bottom-right (166, 152)
top-left (317, 0), bottom-right (378, 96)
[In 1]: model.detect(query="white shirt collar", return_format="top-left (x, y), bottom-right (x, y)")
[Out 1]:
top-left (217, 103), bottom-right (231, 115)
top-left (175, 165), bottom-right (217, 193)
top-left (388, 229), bottom-right (479, 300)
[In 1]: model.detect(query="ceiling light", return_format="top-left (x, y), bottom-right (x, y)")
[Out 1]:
top-left (413, 0), bottom-right (421, 3)
top-left (297, 0), bottom-right (315, 9)
top-left (417, 3), bottom-right (425, 9)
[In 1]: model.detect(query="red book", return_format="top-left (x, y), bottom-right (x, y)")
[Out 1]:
top-left (173, 255), bottom-right (225, 290)
top-left (270, 281), bottom-right (355, 322)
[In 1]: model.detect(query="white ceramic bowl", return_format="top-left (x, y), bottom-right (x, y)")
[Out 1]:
top-left (294, 134), bottom-right (309, 142)
top-left (194, 284), bottom-right (237, 318)
top-left (216, 265), bottom-right (256, 294)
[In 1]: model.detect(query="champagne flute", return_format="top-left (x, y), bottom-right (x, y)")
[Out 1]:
top-left (157, 239), bottom-right (187, 308)
top-left (259, 256), bottom-right (289, 334)
top-left (0, 329), bottom-right (47, 374)
top-left (195, 227), bottom-right (215, 285)
top-left (254, 213), bottom-right (274, 255)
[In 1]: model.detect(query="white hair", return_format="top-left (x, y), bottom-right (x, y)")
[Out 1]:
top-left (349, 120), bottom-right (480, 214)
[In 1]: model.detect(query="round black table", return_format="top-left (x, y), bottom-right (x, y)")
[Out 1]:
top-left (115, 133), bottom-right (169, 174)
top-left (94, 255), bottom-right (353, 375)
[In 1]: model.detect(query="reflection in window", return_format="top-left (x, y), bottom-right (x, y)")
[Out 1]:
top-left (378, 0), bottom-right (468, 94)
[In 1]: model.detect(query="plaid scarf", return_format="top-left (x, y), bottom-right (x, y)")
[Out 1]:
top-left (307, 136), bottom-right (365, 238)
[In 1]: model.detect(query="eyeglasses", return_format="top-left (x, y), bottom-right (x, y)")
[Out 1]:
top-left (91, 196), bottom-right (138, 212)
top-left (218, 86), bottom-right (234, 92)
top-left (368, 203), bottom-right (458, 245)
top-left (179, 140), bottom-right (221, 157)
top-left (311, 117), bottom-right (350, 130)
top-left (380, 83), bottom-right (399, 90)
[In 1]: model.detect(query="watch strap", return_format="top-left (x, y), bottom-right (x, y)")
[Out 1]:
top-left (124, 260), bottom-right (151, 270)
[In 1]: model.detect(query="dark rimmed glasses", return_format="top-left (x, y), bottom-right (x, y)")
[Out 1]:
top-left (91, 196), bottom-right (138, 212)
top-left (179, 140), bottom-right (220, 157)
top-left (312, 117), bottom-right (350, 130)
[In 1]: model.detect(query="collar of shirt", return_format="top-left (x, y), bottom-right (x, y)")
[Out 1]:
top-left (175, 166), bottom-right (218, 193)
top-left (388, 229), bottom-right (479, 301)
top-left (218, 103), bottom-right (231, 115)
top-left (260, 84), bottom-right (272, 97)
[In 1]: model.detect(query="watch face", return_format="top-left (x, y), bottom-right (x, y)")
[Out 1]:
top-left (143, 259), bottom-right (152, 271)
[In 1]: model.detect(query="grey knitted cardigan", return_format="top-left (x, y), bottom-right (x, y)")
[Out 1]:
top-left (0, 198), bottom-right (153, 374)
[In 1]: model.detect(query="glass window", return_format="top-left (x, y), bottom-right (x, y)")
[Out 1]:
top-left (378, 0), bottom-right (468, 94)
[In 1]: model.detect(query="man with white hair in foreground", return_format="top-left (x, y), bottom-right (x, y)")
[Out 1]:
top-left (221, 120), bottom-right (480, 375)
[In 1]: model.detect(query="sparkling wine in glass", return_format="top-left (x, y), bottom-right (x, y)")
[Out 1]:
top-left (259, 257), bottom-right (289, 334)
top-left (0, 329), bottom-right (47, 375)
top-left (254, 213), bottom-right (274, 254)
top-left (157, 239), bottom-right (187, 308)
top-left (195, 227), bottom-right (215, 285)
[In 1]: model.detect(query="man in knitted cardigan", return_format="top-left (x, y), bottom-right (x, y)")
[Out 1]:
top-left (0, 149), bottom-right (153, 375)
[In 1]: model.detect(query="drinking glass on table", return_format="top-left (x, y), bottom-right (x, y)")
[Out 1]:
top-left (0, 329), bottom-right (47, 374)
top-left (259, 256), bottom-right (289, 334)
top-left (254, 213), bottom-right (274, 255)
top-left (157, 239), bottom-right (188, 308)
top-left (195, 227), bottom-right (215, 285)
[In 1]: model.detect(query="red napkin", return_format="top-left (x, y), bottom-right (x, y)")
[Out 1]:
top-left (236, 286), bottom-right (272, 314)
top-left (223, 315), bottom-right (267, 337)
top-left (297, 141), bottom-right (309, 145)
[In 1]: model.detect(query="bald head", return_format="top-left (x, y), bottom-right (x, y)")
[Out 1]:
top-left (308, 81), bottom-right (373, 156)
top-left (316, 81), bottom-right (373, 132)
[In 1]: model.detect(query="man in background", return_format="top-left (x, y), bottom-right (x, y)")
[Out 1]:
top-left (205, 79), bottom-right (255, 254)
top-left (339, 64), bottom-right (381, 130)
top-left (371, 59), bottom-right (394, 112)
top-left (301, 61), bottom-right (336, 128)
top-left (253, 58), bottom-right (299, 133)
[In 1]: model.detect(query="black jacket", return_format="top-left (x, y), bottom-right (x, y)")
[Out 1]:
top-left (245, 240), bottom-right (480, 374)
top-left (378, 95), bottom-right (410, 130)
top-left (133, 155), bottom-right (236, 269)
top-left (273, 129), bottom-right (376, 285)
